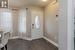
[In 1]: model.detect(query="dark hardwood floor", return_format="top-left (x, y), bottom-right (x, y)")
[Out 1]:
top-left (6, 38), bottom-right (58, 50)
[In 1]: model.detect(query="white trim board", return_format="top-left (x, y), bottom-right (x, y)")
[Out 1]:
top-left (9, 36), bottom-right (19, 39)
top-left (21, 37), bottom-right (32, 41)
top-left (31, 36), bottom-right (43, 40)
top-left (43, 36), bottom-right (59, 47)
top-left (9, 36), bottom-right (32, 41)
top-left (10, 36), bottom-right (42, 41)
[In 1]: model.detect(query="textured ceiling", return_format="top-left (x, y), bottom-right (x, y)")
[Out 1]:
top-left (9, 0), bottom-right (54, 8)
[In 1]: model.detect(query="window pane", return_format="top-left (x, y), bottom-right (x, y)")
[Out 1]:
top-left (35, 16), bottom-right (40, 29)
top-left (19, 9), bottom-right (26, 33)
top-left (0, 10), bottom-right (12, 32)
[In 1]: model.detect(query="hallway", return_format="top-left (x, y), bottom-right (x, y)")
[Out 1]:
top-left (0, 0), bottom-right (59, 50)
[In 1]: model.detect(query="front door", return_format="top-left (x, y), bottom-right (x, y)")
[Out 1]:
top-left (31, 9), bottom-right (43, 39)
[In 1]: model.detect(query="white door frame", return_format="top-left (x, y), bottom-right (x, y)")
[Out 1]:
top-left (59, 0), bottom-right (74, 50)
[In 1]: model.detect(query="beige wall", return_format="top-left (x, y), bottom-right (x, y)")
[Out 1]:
top-left (44, 2), bottom-right (58, 44)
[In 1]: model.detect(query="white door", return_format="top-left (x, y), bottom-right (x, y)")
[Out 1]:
top-left (31, 9), bottom-right (43, 39)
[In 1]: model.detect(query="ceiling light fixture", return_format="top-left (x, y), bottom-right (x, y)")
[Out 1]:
top-left (42, 0), bottom-right (47, 2)
top-left (0, 0), bottom-right (8, 8)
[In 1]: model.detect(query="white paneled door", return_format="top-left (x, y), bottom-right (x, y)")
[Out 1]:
top-left (31, 8), bottom-right (43, 39)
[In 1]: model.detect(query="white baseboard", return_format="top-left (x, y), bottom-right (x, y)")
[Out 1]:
top-left (9, 36), bottom-right (19, 39)
top-left (43, 36), bottom-right (59, 47)
top-left (9, 36), bottom-right (32, 41)
top-left (21, 37), bottom-right (32, 41)
top-left (31, 37), bottom-right (43, 40)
